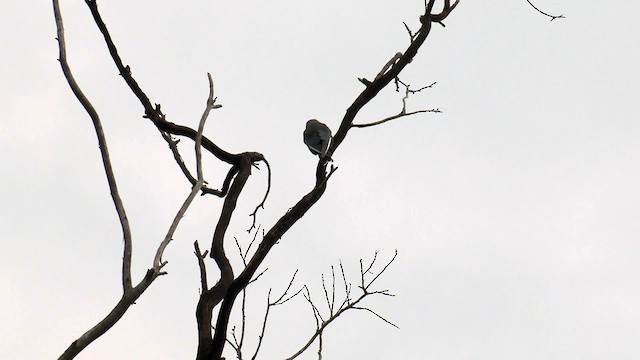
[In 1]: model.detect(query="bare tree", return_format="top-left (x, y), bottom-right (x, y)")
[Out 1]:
top-left (52, 1), bottom-right (562, 359)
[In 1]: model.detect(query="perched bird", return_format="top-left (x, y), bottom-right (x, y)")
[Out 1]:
top-left (303, 119), bottom-right (332, 158)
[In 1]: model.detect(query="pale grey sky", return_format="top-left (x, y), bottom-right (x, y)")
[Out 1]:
top-left (2, 1), bottom-right (640, 359)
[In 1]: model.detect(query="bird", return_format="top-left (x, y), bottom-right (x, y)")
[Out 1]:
top-left (303, 119), bottom-right (332, 159)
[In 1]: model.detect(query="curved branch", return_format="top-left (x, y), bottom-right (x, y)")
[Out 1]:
top-left (195, 151), bottom-right (265, 359)
top-left (525, 0), bottom-right (565, 21)
top-left (53, 0), bottom-right (133, 292)
top-left (248, 158), bottom-right (272, 232)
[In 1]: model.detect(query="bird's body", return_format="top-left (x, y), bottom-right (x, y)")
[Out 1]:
top-left (303, 119), bottom-right (332, 158)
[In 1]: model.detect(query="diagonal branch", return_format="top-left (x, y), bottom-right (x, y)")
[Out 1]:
top-left (84, 0), bottom-right (238, 167)
top-left (153, 73), bottom-right (218, 272)
top-left (160, 131), bottom-right (235, 197)
top-left (328, 0), bottom-right (459, 158)
top-left (204, 3), bottom-right (460, 358)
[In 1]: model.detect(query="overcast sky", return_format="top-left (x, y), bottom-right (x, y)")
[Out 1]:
top-left (2, 1), bottom-right (640, 359)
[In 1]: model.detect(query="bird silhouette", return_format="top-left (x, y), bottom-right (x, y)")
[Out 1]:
top-left (303, 119), bottom-right (332, 159)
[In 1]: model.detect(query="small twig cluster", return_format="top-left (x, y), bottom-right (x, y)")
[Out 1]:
top-left (219, 250), bottom-right (398, 360)
top-left (287, 251), bottom-right (399, 359)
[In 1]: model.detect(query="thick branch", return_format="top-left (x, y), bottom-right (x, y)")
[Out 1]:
top-left (196, 167), bottom-right (329, 359)
top-left (84, 0), bottom-right (237, 165)
top-left (195, 150), bottom-right (265, 359)
top-left (57, 271), bottom-right (156, 360)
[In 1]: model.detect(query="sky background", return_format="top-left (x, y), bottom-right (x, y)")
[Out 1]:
top-left (2, 0), bottom-right (640, 359)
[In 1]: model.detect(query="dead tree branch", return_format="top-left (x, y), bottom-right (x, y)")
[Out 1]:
top-left (195, 241), bottom-right (209, 291)
top-left (83, 0), bottom-right (247, 191)
top-left (525, 0), bottom-right (565, 21)
top-left (153, 73), bottom-right (218, 272)
top-left (248, 271), bottom-right (303, 360)
top-left (328, 0), bottom-right (459, 158)
top-left (54, 1), bottom-right (215, 356)
top-left (56, 1), bottom-right (461, 359)
top-left (160, 131), bottom-right (234, 197)
top-left (286, 251), bottom-right (399, 360)
top-left (352, 79), bottom-right (440, 128)
top-left (53, 0), bottom-right (133, 294)
top-left (204, 2), bottom-right (458, 358)
top-left (248, 159), bottom-right (272, 232)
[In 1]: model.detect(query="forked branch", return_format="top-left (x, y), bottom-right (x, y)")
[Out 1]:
top-left (83, 0), bottom-right (242, 179)
top-left (54, 4), bottom-right (217, 353)
top-left (328, 0), bottom-right (459, 157)
top-left (153, 73), bottom-right (219, 272)
top-left (352, 79), bottom-right (440, 128)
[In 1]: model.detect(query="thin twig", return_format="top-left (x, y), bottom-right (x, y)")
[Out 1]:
top-left (251, 271), bottom-right (304, 360)
top-left (352, 307), bottom-right (399, 328)
top-left (366, 249), bottom-right (398, 288)
top-left (352, 80), bottom-right (440, 128)
top-left (525, 0), bottom-right (565, 21)
top-left (251, 289), bottom-right (273, 360)
top-left (248, 159), bottom-right (272, 232)
top-left (403, 22), bottom-right (415, 41)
